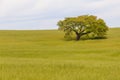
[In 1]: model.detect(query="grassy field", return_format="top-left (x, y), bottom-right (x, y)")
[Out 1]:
top-left (0, 28), bottom-right (120, 80)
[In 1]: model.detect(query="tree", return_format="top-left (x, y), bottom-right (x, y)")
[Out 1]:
top-left (57, 15), bottom-right (109, 40)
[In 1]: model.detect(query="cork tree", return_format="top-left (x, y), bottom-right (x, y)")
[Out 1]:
top-left (57, 15), bottom-right (108, 40)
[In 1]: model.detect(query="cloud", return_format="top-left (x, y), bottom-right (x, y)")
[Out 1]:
top-left (0, 0), bottom-right (120, 29)
top-left (0, 18), bottom-right (58, 30)
top-left (0, 0), bottom-right (37, 17)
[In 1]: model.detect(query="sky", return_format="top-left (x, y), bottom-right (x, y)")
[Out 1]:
top-left (0, 0), bottom-right (120, 30)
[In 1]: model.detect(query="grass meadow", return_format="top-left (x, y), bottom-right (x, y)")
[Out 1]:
top-left (0, 28), bottom-right (120, 80)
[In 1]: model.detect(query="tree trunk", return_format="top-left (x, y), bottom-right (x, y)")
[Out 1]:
top-left (76, 34), bottom-right (81, 40)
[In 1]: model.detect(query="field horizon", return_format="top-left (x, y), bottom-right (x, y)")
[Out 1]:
top-left (0, 28), bottom-right (120, 80)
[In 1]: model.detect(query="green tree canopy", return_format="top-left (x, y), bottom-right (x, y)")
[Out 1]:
top-left (57, 15), bottom-right (109, 40)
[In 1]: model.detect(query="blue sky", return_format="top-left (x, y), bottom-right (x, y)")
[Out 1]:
top-left (0, 0), bottom-right (120, 30)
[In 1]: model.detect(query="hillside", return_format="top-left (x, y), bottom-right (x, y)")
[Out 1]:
top-left (0, 28), bottom-right (120, 80)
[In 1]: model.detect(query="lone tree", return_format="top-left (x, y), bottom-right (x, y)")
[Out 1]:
top-left (57, 15), bottom-right (109, 40)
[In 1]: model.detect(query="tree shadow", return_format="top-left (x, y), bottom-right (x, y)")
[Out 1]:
top-left (62, 36), bottom-right (108, 41)
top-left (90, 36), bottom-right (107, 40)
top-left (76, 36), bottom-right (107, 41)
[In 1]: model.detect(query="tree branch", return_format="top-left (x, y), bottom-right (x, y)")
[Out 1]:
top-left (81, 31), bottom-right (91, 35)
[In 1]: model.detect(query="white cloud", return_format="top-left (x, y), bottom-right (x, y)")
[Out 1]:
top-left (0, 18), bottom-right (59, 30)
top-left (0, 0), bottom-right (120, 29)
top-left (0, 0), bottom-right (37, 17)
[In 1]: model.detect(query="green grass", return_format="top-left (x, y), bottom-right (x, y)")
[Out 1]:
top-left (0, 28), bottom-right (120, 80)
